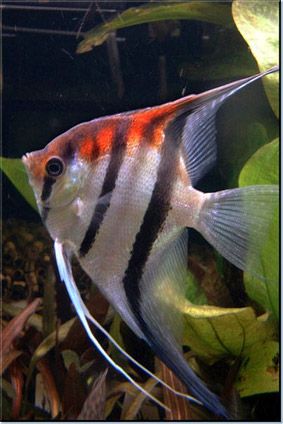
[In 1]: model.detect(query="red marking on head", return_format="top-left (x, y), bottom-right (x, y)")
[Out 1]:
top-left (126, 107), bottom-right (176, 150)
top-left (75, 122), bottom-right (116, 161)
top-left (96, 125), bottom-right (116, 154)
top-left (25, 95), bottom-right (187, 181)
top-left (80, 136), bottom-right (96, 159)
top-left (127, 118), bottom-right (145, 146)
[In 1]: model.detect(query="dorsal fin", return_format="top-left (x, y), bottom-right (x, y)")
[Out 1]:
top-left (163, 66), bottom-right (278, 186)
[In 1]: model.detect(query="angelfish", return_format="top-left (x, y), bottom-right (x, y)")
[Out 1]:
top-left (22, 67), bottom-right (278, 419)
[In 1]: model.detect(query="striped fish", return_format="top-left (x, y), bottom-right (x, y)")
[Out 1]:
top-left (22, 67), bottom-right (278, 419)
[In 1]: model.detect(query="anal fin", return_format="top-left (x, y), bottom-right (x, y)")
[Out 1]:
top-left (54, 240), bottom-right (200, 410)
top-left (134, 230), bottom-right (229, 418)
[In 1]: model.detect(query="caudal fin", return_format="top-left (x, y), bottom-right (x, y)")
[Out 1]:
top-left (196, 185), bottom-right (278, 282)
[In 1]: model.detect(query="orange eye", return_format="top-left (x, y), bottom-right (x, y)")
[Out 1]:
top-left (45, 157), bottom-right (65, 177)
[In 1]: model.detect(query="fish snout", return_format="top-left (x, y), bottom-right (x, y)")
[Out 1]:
top-left (22, 153), bottom-right (32, 170)
top-left (22, 151), bottom-right (44, 183)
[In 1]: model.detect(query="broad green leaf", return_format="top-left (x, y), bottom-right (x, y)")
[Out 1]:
top-left (1, 157), bottom-right (37, 211)
top-left (239, 138), bottom-right (278, 186)
top-left (244, 211), bottom-right (278, 320)
top-left (219, 122), bottom-right (270, 188)
top-left (232, 1), bottom-right (279, 117)
top-left (181, 23), bottom-right (258, 82)
top-left (77, 3), bottom-right (233, 53)
top-left (239, 139), bottom-right (279, 319)
top-left (182, 305), bottom-right (276, 363)
top-left (236, 341), bottom-right (279, 397)
top-left (181, 50), bottom-right (256, 82)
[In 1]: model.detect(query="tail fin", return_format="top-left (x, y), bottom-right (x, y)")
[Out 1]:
top-left (196, 185), bottom-right (279, 281)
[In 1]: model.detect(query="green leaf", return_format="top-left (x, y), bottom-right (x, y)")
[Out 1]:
top-left (219, 122), bottom-right (270, 188)
top-left (1, 157), bottom-right (38, 211)
top-left (109, 312), bottom-right (125, 351)
top-left (244, 212), bottom-right (278, 320)
top-left (239, 138), bottom-right (279, 186)
top-left (180, 23), bottom-right (259, 82)
top-left (239, 139), bottom-right (279, 319)
top-left (236, 341), bottom-right (279, 397)
top-left (61, 349), bottom-right (81, 371)
top-left (183, 305), bottom-right (276, 363)
top-left (121, 373), bottom-right (160, 420)
top-left (2, 302), bottom-right (42, 332)
top-left (181, 50), bottom-right (256, 82)
top-left (27, 318), bottom-right (76, 384)
top-left (232, 1), bottom-right (279, 117)
top-left (77, 2), bottom-right (233, 53)
top-left (185, 272), bottom-right (207, 306)
top-left (183, 304), bottom-right (278, 395)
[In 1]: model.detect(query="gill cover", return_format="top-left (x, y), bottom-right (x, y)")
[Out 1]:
top-left (23, 151), bottom-right (86, 209)
top-left (44, 158), bottom-right (86, 208)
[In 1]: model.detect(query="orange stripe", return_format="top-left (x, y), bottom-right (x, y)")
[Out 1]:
top-left (96, 125), bottom-right (116, 154)
top-left (31, 93), bottom-right (190, 178)
top-left (127, 118), bottom-right (146, 147)
top-left (78, 122), bottom-right (116, 161)
top-left (152, 122), bottom-right (165, 147)
top-left (78, 104), bottom-right (179, 161)
top-left (71, 102), bottom-right (180, 162)
top-left (79, 136), bottom-right (96, 159)
top-left (126, 109), bottom-right (176, 149)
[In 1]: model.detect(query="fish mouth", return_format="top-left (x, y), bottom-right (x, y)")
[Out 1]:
top-left (22, 153), bottom-right (32, 170)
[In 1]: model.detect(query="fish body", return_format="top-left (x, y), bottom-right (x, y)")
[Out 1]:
top-left (23, 67), bottom-right (278, 418)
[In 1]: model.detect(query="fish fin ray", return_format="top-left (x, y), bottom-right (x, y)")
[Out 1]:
top-left (54, 240), bottom-right (198, 407)
top-left (169, 67), bottom-right (279, 186)
top-left (197, 185), bottom-right (279, 282)
top-left (138, 230), bottom-right (229, 418)
top-left (54, 240), bottom-right (170, 410)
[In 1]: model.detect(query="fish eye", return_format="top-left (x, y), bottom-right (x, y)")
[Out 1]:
top-left (45, 157), bottom-right (65, 177)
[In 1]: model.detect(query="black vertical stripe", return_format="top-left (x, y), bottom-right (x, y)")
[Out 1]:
top-left (41, 176), bottom-right (56, 202)
top-left (41, 206), bottom-right (50, 222)
top-left (123, 120), bottom-right (181, 319)
top-left (40, 177), bottom-right (56, 222)
top-left (79, 118), bottom-right (130, 257)
top-left (121, 124), bottom-right (230, 418)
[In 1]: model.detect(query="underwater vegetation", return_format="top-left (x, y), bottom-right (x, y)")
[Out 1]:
top-left (1, 1), bottom-right (279, 421)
